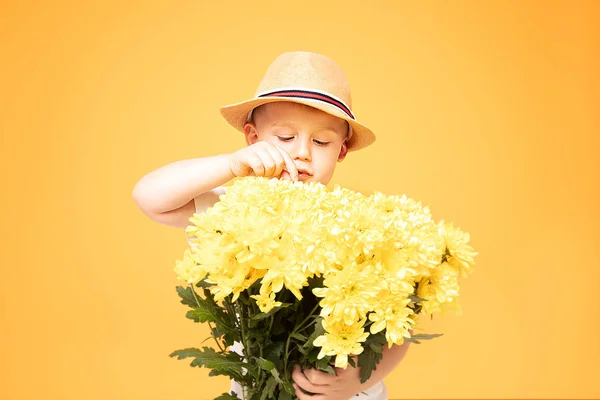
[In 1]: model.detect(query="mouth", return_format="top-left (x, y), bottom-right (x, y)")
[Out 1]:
top-left (297, 169), bottom-right (312, 180)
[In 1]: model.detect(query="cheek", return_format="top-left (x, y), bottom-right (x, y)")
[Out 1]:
top-left (324, 145), bottom-right (343, 163)
top-left (315, 149), bottom-right (340, 174)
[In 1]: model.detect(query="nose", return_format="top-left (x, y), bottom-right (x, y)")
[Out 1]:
top-left (292, 137), bottom-right (311, 161)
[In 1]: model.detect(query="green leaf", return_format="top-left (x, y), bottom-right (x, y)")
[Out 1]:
top-left (254, 357), bottom-right (283, 384)
top-left (186, 308), bottom-right (215, 323)
top-left (405, 333), bottom-right (444, 344)
top-left (264, 341), bottom-right (284, 359)
top-left (254, 357), bottom-right (275, 371)
top-left (223, 330), bottom-right (239, 348)
top-left (259, 376), bottom-right (278, 400)
top-left (412, 333), bottom-right (444, 340)
top-left (278, 387), bottom-right (293, 400)
top-left (321, 364), bottom-right (336, 375)
top-left (315, 357), bottom-right (335, 374)
top-left (169, 347), bottom-right (258, 382)
top-left (366, 333), bottom-right (387, 353)
top-left (411, 303), bottom-right (423, 315)
top-left (178, 285), bottom-right (235, 341)
top-left (303, 317), bottom-right (325, 349)
top-left (355, 332), bottom-right (388, 383)
top-left (210, 326), bottom-right (223, 339)
top-left (306, 348), bottom-right (320, 363)
top-left (294, 341), bottom-right (308, 355)
top-left (290, 332), bottom-right (307, 341)
top-left (347, 357), bottom-right (356, 368)
top-left (251, 312), bottom-right (272, 322)
top-left (357, 344), bottom-right (383, 384)
top-left (196, 279), bottom-right (214, 288)
top-left (264, 341), bottom-right (285, 370)
top-left (408, 294), bottom-right (428, 303)
top-left (176, 286), bottom-right (199, 308)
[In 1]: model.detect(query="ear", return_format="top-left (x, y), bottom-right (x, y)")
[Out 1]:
top-left (243, 122), bottom-right (259, 146)
top-left (337, 141), bottom-right (348, 162)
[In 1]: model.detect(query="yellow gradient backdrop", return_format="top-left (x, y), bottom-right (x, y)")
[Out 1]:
top-left (1, 1), bottom-right (599, 399)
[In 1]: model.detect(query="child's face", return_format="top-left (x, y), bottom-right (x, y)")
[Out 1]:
top-left (243, 102), bottom-right (349, 185)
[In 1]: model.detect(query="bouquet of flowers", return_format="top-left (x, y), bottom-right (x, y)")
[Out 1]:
top-left (169, 177), bottom-right (477, 400)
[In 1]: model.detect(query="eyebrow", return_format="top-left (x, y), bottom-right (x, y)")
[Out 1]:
top-left (271, 122), bottom-right (297, 129)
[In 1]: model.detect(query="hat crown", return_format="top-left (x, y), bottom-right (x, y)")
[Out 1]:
top-left (255, 52), bottom-right (353, 109)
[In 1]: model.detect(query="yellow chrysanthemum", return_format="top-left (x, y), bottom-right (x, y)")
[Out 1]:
top-left (438, 220), bottom-right (478, 278)
top-left (251, 291), bottom-right (283, 313)
top-left (417, 262), bottom-right (460, 314)
top-left (313, 317), bottom-right (369, 369)
top-left (174, 249), bottom-right (207, 285)
top-left (313, 263), bottom-right (380, 325)
top-left (433, 262), bottom-right (460, 299)
top-left (369, 293), bottom-right (415, 346)
top-left (259, 261), bottom-right (308, 300)
top-left (204, 254), bottom-right (254, 302)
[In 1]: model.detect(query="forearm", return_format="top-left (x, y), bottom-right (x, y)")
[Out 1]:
top-left (132, 154), bottom-right (234, 214)
top-left (359, 341), bottom-right (410, 392)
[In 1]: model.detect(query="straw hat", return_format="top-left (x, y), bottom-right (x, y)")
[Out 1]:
top-left (220, 51), bottom-right (375, 151)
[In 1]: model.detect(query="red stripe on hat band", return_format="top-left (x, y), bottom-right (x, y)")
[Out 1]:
top-left (258, 90), bottom-right (355, 119)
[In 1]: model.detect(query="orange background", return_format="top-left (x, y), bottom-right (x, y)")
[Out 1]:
top-left (1, 1), bottom-right (599, 399)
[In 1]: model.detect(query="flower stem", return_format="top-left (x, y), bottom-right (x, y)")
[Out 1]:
top-left (283, 333), bottom-right (292, 380)
top-left (296, 302), bottom-right (321, 332)
top-left (283, 302), bottom-right (321, 379)
top-left (236, 299), bottom-right (250, 400)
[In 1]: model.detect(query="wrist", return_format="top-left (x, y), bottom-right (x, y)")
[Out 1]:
top-left (225, 152), bottom-right (239, 178)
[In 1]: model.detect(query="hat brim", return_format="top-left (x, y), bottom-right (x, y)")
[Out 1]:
top-left (220, 97), bottom-right (375, 151)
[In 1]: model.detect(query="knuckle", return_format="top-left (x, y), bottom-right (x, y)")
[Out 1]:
top-left (247, 158), bottom-right (261, 169)
top-left (305, 370), bottom-right (317, 381)
top-left (311, 376), bottom-right (324, 385)
top-left (249, 163), bottom-right (264, 173)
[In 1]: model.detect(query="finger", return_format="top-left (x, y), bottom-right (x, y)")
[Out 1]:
top-left (275, 145), bottom-right (298, 181)
top-left (256, 149), bottom-right (277, 177)
top-left (245, 154), bottom-right (265, 177)
top-left (293, 383), bottom-right (327, 400)
top-left (265, 145), bottom-right (286, 178)
top-left (304, 367), bottom-right (339, 385)
top-left (292, 365), bottom-right (329, 393)
top-left (280, 170), bottom-right (291, 181)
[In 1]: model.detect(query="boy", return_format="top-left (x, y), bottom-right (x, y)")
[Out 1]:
top-left (132, 51), bottom-right (410, 400)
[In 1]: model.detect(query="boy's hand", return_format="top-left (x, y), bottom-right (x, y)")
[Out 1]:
top-left (292, 364), bottom-right (363, 400)
top-left (229, 142), bottom-right (298, 181)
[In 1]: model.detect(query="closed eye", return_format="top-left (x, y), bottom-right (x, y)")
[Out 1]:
top-left (314, 139), bottom-right (330, 146)
top-left (277, 136), bottom-right (294, 142)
